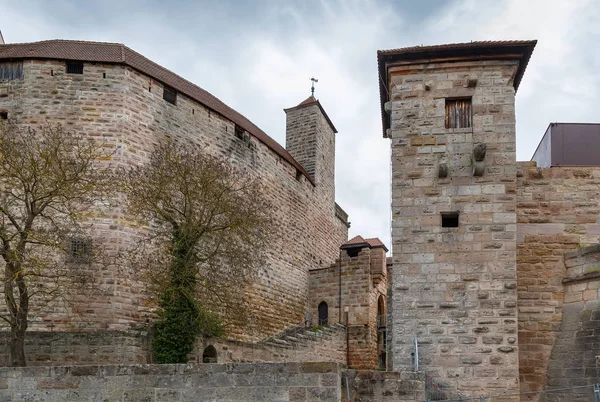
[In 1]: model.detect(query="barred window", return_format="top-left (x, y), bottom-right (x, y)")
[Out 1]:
top-left (163, 85), bottom-right (177, 105)
top-left (445, 98), bottom-right (472, 129)
top-left (0, 62), bottom-right (23, 80)
top-left (66, 61), bottom-right (84, 74)
top-left (67, 237), bottom-right (92, 263)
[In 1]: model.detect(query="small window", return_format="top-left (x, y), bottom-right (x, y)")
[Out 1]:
top-left (441, 211), bottom-right (459, 228)
top-left (163, 85), bottom-right (177, 105)
top-left (0, 62), bottom-right (23, 80)
top-left (66, 61), bottom-right (84, 75)
top-left (0, 111), bottom-right (7, 120)
top-left (67, 237), bottom-right (92, 263)
top-left (346, 247), bottom-right (361, 258)
top-left (295, 169), bottom-right (302, 181)
top-left (445, 98), bottom-right (472, 129)
top-left (234, 124), bottom-right (245, 140)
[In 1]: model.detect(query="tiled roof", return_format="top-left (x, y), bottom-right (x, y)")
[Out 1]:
top-left (365, 237), bottom-right (388, 252)
top-left (341, 235), bottom-right (388, 252)
top-left (377, 40), bottom-right (537, 138)
top-left (284, 96), bottom-right (338, 134)
top-left (0, 40), bottom-right (314, 184)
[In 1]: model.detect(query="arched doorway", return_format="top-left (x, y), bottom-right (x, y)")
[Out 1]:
top-left (318, 301), bottom-right (328, 325)
top-left (202, 345), bottom-right (217, 363)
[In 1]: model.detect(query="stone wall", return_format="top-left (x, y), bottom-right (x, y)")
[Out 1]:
top-left (0, 326), bottom-right (346, 367)
top-left (0, 58), bottom-right (348, 341)
top-left (308, 246), bottom-right (387, 369)
top-left (192, 327), bottom-right (347, 365)
top-left (388, 59), bottom-right (520, 395)
top-left (544, 245), bottom-right (600, 402)
top-left (0, 362), bottom-right (342, 402)
top-left (516, 163), bottom-right (600, 397)
top-left (0, 331), bottom-right (149, 367)
top-left (342, 370), bottom-right (426, 402)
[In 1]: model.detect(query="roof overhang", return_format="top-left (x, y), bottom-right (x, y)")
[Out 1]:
top-left (377, 40), bottom-right (537, 138)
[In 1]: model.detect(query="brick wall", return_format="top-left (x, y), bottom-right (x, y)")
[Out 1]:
top-left (0, 362), bottom-right (342, 401)
top-left (516, 163), bottom-right (600, 397)
top-left (388, 59), bottom-right (520, 395)
top-left (0, 59), bottom-right (348, 341)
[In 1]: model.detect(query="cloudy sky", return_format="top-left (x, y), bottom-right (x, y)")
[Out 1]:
top-left (1, 0), bottom-right (599, 251)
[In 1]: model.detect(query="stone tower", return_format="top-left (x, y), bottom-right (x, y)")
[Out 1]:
top-left (285, 96), bottom-right (337, 205)
top-left (378, 41), bottom-right (536, 396)
top-left (0, 30), bottom-right (4, 45)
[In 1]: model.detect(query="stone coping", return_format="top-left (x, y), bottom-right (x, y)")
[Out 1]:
top-left (0, 362), bottom-right (341, 378)
top-left (563, 271), bottom-right (600, 285)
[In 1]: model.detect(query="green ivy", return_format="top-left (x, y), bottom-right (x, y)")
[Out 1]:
top-left (153, 286), bottom-right (225, 364)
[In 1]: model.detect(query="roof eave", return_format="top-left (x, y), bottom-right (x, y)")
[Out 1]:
top-left (377, 40), bottom-right (537, 138)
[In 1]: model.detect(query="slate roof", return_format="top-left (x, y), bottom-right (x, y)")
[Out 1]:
top-left (0, 40), bottom-right (314, 183)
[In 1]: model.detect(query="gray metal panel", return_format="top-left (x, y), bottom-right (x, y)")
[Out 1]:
top-left (552, 123), bottom-right (600, 166)
top-left (531, 124), bottom-right (552, 167)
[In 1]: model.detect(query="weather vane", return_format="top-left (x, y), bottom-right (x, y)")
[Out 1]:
top-left (310, 77), bottom-right (318, 97)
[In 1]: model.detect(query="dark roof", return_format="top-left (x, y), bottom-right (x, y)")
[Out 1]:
top-left (377, 40), bottom-right (537, 138)
top-left (341, 235), bottom-right (388, 252)
top-left (284, 96), bottom-right (338, 134)
top-left (0, 40), bottom-right (314, 184)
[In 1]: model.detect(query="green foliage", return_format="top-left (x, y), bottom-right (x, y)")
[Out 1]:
top-left (153, 287), bottom-right (225, 364)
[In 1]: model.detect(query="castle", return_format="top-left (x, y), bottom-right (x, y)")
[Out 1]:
top-left (1, 36), bottom-right (600, 400)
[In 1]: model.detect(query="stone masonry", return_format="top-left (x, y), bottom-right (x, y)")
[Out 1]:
top-left (378, 41), bottom-right (537, 397)
top-left (516, 163), bottom-right (600, 399)
top-left (309, 237), bottom-right (388, 370)
top-left (0, 41), bottom-right (348, 343)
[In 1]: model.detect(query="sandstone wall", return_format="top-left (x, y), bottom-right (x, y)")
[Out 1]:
top-left (308, 247), bottom-right (387, 369)
top-left (516, 163), bottom-right (600, 397)
top-left (0, 362), bottom-right (342, 402)
top-left (388, 60), bottom-right (520, 395)
top-left (0, 59), bottom-right (348, 341)
top-left (544, 245), bottom-right (600, 402)
top-left (342, 370), bottom-right (426, 402)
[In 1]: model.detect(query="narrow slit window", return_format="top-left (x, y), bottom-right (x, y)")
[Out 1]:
top-left (295, 169), bottom-right (302, 181)
top-left (445, 98), bottom-right (472, 129)
top-left (66, 61), bottom-right (84, 75)
top-left (0, 112), bottom-right (7, 120)
top-left (163, 84), bottom-right (177, 105)
top-left (441, 212), bottom-right (459, 228)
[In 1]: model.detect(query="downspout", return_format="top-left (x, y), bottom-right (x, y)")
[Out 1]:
top-left (338, 248), bottom-right (342, 324)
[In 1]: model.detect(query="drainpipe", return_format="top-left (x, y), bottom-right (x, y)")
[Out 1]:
top-left (338, 248), bottom-right (342, 324)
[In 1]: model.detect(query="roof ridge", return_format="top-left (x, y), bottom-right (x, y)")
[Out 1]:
top-left (378, 39), bottom-right (538, 55)
top-left (0, 39), bottom-right (125, 47)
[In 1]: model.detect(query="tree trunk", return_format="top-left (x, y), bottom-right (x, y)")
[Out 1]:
top-left (9, 328), bottom-right (26, 366)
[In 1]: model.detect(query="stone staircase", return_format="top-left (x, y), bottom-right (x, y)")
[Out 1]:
top-left (260, 323), bottom-right (346, 349)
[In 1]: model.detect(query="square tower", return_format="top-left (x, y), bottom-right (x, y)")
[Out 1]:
top-left (378, 41), bottom-right (536, 396)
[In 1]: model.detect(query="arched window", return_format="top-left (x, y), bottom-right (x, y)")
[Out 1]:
top-left (377, 295), bottom-right (386, 328)
top-left (318, 301), bottom-right (328, 325)
top-left (202, 345), bottom-right (217, 363)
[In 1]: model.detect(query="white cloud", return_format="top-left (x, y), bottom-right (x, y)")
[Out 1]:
top-left (1, 0), bottom-right (599, 254)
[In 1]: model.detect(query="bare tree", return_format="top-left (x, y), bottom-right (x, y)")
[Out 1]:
top-left (0, 123), bottom-right (113, 366)
top-left (122, 140), bottom-right (271, 363)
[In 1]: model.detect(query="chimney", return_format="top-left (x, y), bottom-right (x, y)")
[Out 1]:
top-left (284, 96), bottom-right (337, 199)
